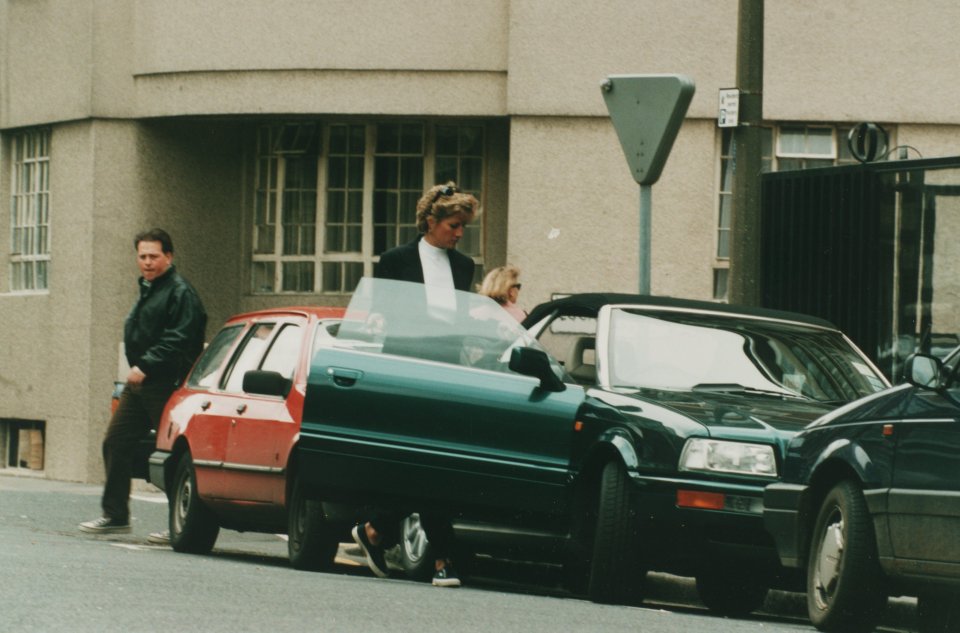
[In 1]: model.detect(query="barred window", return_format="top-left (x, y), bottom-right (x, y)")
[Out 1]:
top-left (9, 129), bottom-right (51, 292)
top-left (251, 121), bottom-right (485, 295)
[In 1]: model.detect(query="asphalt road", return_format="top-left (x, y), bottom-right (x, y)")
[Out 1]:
top-left (0, 474), bottom-right (915, 633)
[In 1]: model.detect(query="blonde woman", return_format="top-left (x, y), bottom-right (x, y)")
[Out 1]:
top-left (478, 265), bottom-right (527, 322)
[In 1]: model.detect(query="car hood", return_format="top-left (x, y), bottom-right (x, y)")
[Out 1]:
top-left (606, 387), bottom-right (836, 437)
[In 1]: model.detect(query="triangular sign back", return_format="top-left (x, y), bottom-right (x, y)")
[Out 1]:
top-left (602, 74), bottom-right (695, 185)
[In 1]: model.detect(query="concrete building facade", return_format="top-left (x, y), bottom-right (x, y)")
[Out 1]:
top-left (2, 0), bottom-right (960, 482)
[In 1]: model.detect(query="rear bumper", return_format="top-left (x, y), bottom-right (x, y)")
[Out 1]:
top-left (148, 450), bottom-right (172, 491)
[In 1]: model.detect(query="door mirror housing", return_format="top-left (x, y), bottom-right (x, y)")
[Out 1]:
top-left (905, 353), bottom-right (941, 389)
top-left (509, 347), bottom-right (566, 392)
top-left (243, 369), bottom-right (292, 397)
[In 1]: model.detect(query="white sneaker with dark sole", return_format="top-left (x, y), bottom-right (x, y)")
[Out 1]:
top-left (79, 516), bottom-right (131, 534)
top-left (147, 530), bottom-right (171, 545)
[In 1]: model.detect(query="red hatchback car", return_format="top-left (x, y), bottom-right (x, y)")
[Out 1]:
top-left (148, 306), bottom-right (345, 570)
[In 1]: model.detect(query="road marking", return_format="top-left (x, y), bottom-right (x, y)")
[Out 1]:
top-left (110, 543), bottom-right (160, 551)
top-left (131, 494), bottom-right (166, 504)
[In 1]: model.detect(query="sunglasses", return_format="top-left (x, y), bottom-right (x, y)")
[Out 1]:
top-left (512, 283), bottom-right (522, 290)
top-left (430, 184), bottom-right (460, 205)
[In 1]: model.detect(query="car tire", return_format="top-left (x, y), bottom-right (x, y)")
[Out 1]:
top-left (806, 480), bottom-right (885, 633)
top-left (587, 460), bottom-right (644, 604)
top-left (169, 453), bottom-right (220, 554)
top-left (918, 591), bottom-right (960, 633)
top-left (398, 513), bottom-right (435, 581)
top-left (695, 567), bottom-right (769, 616)
top-left (287, 476), bottom-right (339, 571)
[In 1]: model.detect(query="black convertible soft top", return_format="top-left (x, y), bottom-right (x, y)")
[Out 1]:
top-left (521, 293), bottom-right (838, 331)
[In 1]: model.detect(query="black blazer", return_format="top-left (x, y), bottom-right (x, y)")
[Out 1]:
top-left (376, 236), bottom-right (475, 292)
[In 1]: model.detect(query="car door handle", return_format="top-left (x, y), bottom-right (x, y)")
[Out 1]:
top-left (236, 404), bottom-right (247, 414)
top-left (327, 367), bottom-right (362, 388)
top-left (200, 400), bottom-right (211, 411)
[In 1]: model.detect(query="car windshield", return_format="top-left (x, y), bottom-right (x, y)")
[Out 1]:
top-left (605, 307), bottom-right (887, 403)
top-left (328, 277), bottom-right (561, 376)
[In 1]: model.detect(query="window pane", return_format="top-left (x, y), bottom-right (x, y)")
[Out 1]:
top-left (459, 228), bottom-right (481, 256)
top-left (327, 191), bottom-right (345, 223)
top-left (346, 226), bottom-right (362, 251)
top-left (436, 125), bottom-right (458, 155)
top-left (347, 157), bottom-right (364, 188)
top-left (252, 261), bottom-right (275, 293)
top-left (260, 324), bottom-right (303, 379)
top-left (282, 261), bottom-right (314, 292)
top-left (326, 226), bottom-right (344, 252)
top-left (400, 124), bottom-right (423, 154)
top-left (348, 125), bottom-right (366, 153)
top-left (807, 128), bottom-right (833, 155)
top-left (779, 157), bottom-right (802, 171)
top-left (459, 125), bottom-right (484, 155)
top-left (373, 226), bottom-right (397, 255)
top-left (347, 191), bottom-right (363, 223)
top-left (328, 156), bottom-right (346, 187)
top-left (392, 193), bottom-right (414, 226)
top-left (718, 195), bottom-right (732, 228)
top-left (717, 229), bottom-right (730, 259)
top-left (400, 157), bottom-right (423, 189)
top-left (435, 156), bottom-right (458, 185)
top-left (376, 124), bottom-right (399, 153)
top-left (187, 325), bottom-right (245, 389)
top-left (330, 126), bottom-right (347, 154)
top-left (224, 323), bottom-right (277, 392)
top-left (713, 268), bottom-right (729, 301)
top-left (459, 158), bottom-right (482, 191)
top-left (375, 156), bottom-right (399, 189)
top-left (779, 127), bottom-right (804, 154)
top-left (322, 262), bottom-right (341, 292)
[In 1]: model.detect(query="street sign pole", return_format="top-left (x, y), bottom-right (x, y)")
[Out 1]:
top-left (639, 184), bottom-right (652, 293)
top-left (602, 74), bottom-right (695, 294)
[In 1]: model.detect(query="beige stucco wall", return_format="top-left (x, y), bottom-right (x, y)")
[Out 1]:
top-left (765, 0), bottom-right (960, 125)
top-left (508, 117), bottom-right (718, 310)
top-left (507, 0), bottom-right (738, 117)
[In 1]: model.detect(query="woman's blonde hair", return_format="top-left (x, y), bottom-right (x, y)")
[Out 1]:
top-left (416, 181), bottom-right (480, 233)
top-left (477, 265), bottom-right (521, 304)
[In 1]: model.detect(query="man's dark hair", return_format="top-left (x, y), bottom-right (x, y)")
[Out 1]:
top-left (134, 228), bottom-right (174, 254)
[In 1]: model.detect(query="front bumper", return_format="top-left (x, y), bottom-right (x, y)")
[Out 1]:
top-left (629, 472), bottom-right (782, 572)
top-left (762, 482), bottom-right (809, 568)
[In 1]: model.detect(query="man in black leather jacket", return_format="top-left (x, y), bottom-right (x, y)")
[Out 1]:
top-left (80, 229), bottom-right (206, 538)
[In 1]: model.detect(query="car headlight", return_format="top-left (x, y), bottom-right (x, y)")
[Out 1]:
top-left (679, 438), bottom-right (778, 478)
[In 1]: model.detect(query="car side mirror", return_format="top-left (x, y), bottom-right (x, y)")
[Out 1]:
top-left (905, 353), bottom-right (941, 389)
top-left (243, 369), bottom-right (292, 397)
top-left (509, 347), bottom-right (566, 392)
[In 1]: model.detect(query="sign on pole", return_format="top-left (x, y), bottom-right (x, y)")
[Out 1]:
top-left (718, 88), bottom-right (739, 128)
top-left (601, 74), bottom-right (695, 186)
top-left (601, 74), bottom-right (695, 294)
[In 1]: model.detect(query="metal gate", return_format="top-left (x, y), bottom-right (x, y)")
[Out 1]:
top-left (761, 156), bottom-right (960, 379)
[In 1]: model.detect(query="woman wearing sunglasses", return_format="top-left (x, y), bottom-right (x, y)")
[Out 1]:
top-left (478, 265), bottom-right (527, 322)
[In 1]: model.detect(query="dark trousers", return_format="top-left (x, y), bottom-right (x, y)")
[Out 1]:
top-left (369, 511), bottom-right (455, 561)
top-left (101, 381), bottom-right (173, 521)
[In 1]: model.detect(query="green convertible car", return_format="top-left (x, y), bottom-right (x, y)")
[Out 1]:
top-left (296, 278), bottom-right (889, 612)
